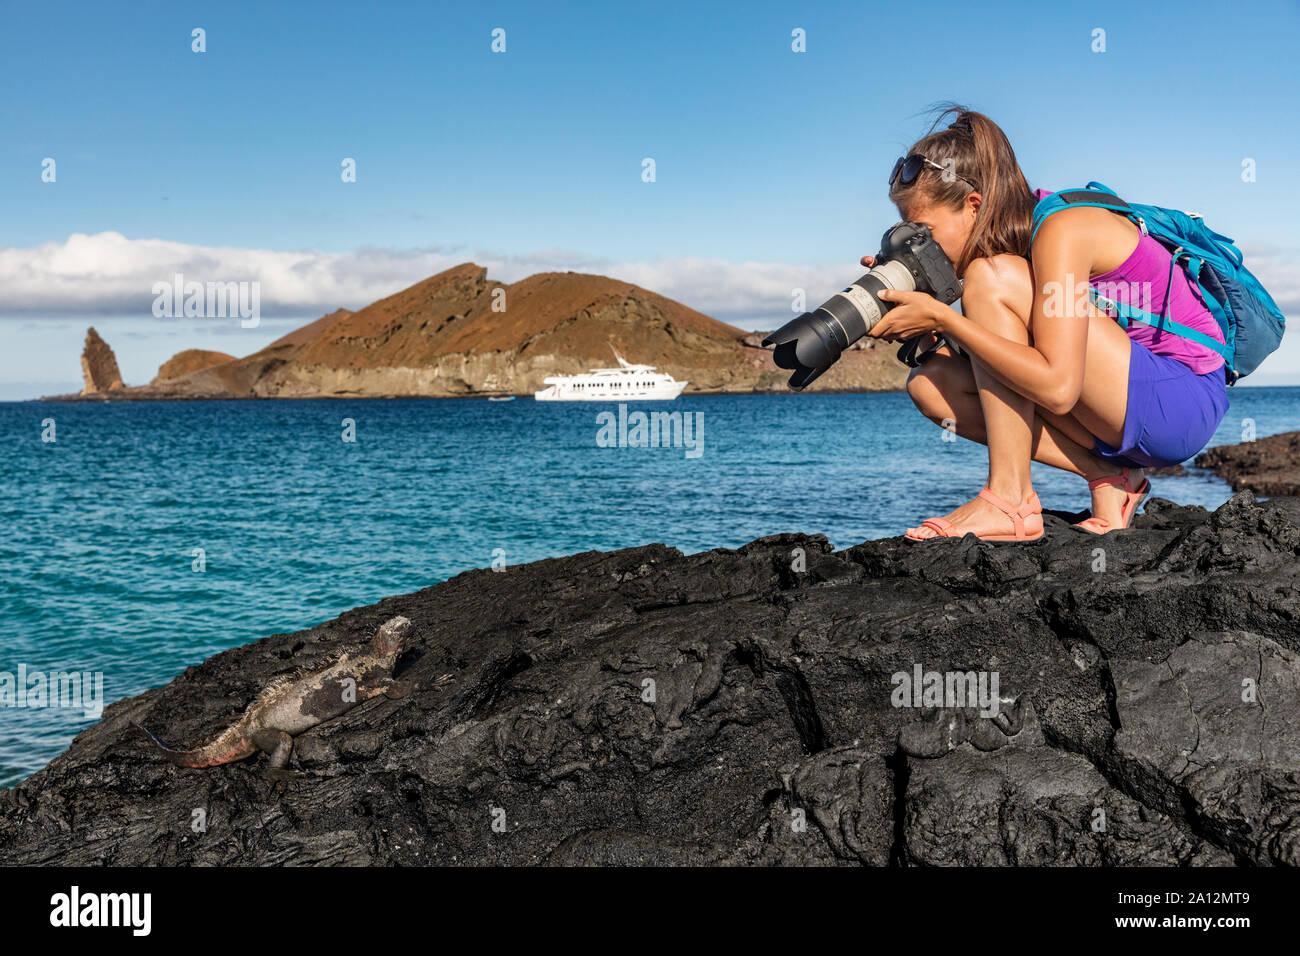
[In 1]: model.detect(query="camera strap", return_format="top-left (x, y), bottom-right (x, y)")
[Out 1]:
top-left (897, 332), bottom-right (953, 367)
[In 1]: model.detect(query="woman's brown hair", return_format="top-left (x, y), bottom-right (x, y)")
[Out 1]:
top-left (888, 103), bottom-right (1037, 276)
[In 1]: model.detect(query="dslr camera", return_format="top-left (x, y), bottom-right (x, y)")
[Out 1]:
top-left (763, 221), bottom-right (963, 389)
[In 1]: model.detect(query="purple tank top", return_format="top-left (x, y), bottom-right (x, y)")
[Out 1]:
top-left (1034, 188), bottom-right (1225, 374)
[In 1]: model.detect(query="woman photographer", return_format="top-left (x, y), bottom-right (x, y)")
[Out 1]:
top-left (863, 105), bottom-right (1229, 541)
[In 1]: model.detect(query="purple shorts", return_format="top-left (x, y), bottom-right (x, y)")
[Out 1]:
top-left (1094, 337), bottom-right (1229, 469)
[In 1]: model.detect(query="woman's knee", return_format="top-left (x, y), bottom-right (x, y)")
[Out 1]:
top-left (906, 353), bottom-right (967, 420)
top-left (906, 366), bottom-right (936, 409)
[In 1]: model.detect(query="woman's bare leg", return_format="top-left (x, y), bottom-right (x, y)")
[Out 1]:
top-left (904, 256), bottom-right (1142, 538)
top-left (908, 349), bottom-right (1103, 477)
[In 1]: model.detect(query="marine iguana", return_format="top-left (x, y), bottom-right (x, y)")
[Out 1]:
top-left (134, 615), bottom-right (440, 769)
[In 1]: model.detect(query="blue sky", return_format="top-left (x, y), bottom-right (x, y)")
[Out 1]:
top-left (2, 0), bottom-right (1298, 394)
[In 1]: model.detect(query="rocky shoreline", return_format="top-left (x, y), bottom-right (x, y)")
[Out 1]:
top-left (1196, 430), bottom-right (1300, 496)
top-left (2, 490), bottom-right (1298, 866)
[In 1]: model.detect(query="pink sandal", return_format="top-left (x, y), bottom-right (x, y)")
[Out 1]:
top-left (1073, 467), bottom-right (1150, 534)
top-left (906, 488), bottom-right (1045, 543)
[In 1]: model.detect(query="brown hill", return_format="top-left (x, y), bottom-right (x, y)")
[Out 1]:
top-left (265, 308), bottom-right (353, 349)
top-left (51, 264), bottom-right (908, 399)
top-left (152, 349), bottom-right (237, 383)
top-left (272, 263), bottom-right (768, 394)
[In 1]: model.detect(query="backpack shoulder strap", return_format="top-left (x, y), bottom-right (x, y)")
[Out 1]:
top-left (1031, 182), bottom-right (1140, 246)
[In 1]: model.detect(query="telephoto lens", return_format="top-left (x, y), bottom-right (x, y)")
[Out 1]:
top-left (763, 222), bottom-right (962, 389)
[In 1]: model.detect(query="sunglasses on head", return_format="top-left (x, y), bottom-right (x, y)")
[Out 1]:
top-left (889, 153), bottom-right (978, 192)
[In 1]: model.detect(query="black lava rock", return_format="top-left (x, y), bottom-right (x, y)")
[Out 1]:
top-left (1198, 429), bottom-right (1300, 496)
top-left (2, 491), bottom-right (1298, 866)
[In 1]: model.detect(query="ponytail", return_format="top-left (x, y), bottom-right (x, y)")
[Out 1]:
top-left (887, 103), bottom-right (1037, 276)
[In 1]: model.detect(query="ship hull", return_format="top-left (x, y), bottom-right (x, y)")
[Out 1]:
top-left (534, 380), bottom-right (688, 401)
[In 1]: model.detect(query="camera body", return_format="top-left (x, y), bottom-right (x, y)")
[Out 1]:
top-left (762, 222), bottom-right (963, 389)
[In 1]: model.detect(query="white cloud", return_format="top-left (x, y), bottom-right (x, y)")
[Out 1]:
top-left (0, 231), bottom-right (1295, 337)
top-left (0, 232), bottom-right (463, 318)
top-left (0, 231), bottom-right (848, 329)
top-left (1238, 244), bottom-right (1300, 315)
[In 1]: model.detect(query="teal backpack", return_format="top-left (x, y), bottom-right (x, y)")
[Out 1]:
top-left (1030, 182), bottom-right (1286, 385)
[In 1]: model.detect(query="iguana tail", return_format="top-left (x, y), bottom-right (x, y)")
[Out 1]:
top-left (132, 721), bottom-right (257, 768)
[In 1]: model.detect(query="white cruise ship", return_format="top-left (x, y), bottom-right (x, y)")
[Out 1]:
top-left (534, 346), bottom-right (688, 401)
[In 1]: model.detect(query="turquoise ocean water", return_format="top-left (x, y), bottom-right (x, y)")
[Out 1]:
top-left (2, 389), bottom-right (1297, 785)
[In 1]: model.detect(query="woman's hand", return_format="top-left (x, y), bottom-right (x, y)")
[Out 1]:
top-left (868, 289), bottom-right (951, 342)
top-left (860, 254), bottom-right (950, 343)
